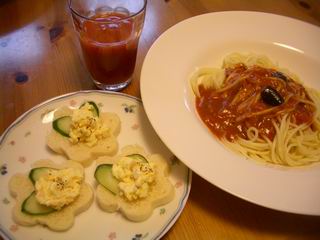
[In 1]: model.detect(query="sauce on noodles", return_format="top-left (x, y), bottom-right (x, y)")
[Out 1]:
top-left (196, 64), bottom-right (315, 141)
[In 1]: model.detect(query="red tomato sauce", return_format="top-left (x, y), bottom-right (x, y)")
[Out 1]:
top-left (196, 65), bottom-right (315, 141)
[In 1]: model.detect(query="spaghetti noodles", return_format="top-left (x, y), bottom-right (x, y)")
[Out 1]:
top-left (191, 53), bottom-right (320, 166)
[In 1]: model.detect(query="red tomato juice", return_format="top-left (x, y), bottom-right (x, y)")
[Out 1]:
top-left (79, 12), bottom-right (138, 85)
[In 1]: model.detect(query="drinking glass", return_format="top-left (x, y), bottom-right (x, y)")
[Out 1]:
top-left (69, 0), bottom-right (147, 91)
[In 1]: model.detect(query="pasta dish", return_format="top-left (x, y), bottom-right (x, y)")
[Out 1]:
top-left (191, 53), bottom-right (320, 166)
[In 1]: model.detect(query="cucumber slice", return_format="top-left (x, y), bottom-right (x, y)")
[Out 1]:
top-left (52, 116), bottom-right (72, 137)
top-left (126, 154), bottom-right (148, 163)
top-left (21, 191), bottom-right (56, 215)
top-left (80, 101), bottom-right (99, 117)
top-left (29, 167), bottom-right (55, 185)
top-left (94, 164), bottom-right (119, 195)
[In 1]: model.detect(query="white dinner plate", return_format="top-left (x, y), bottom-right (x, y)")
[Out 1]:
top-left (0, 91), bottom-right (191, 240)
top-left (140, 11), bottom-right (320, 215)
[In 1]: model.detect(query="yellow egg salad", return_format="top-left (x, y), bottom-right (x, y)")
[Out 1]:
top-left (69, 103), bottom-right (109, 147)
top-left (35, 168), bottom-right (83, 210)
top-left (112, 157), bottom-right (155, 201)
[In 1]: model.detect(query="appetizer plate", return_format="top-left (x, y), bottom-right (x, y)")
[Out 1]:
top-left (140, 11), bottom-right (320, 215)
top-left (0, 91), bottom-right (191, 240)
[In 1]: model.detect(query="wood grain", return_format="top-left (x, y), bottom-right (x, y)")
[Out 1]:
top-left (1, 0), bottom-right (320, 239)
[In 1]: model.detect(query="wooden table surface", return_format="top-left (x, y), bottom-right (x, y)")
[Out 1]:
top-left (1, 0), bottom-right (320, 239)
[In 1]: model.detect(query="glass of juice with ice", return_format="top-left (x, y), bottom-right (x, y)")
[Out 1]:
top-left (69, 0), bottom-right (146, 91)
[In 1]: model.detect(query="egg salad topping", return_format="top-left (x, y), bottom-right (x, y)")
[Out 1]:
top-left (112, 156), bottom-right (155, 201)
top-left (35, 168), bottom-right (83, 210)
top-left (69, 103), bottom-right (109, 147)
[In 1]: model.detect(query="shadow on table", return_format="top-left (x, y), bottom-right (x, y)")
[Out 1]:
top-left (189, 173), bottom-right (320, 239)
